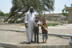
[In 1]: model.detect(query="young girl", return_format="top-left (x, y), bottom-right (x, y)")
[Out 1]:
top-left (41, 19), bottom-right (48, 43)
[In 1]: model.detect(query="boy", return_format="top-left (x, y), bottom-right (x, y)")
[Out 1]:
top-left (33, 17), bottom-right (39, 43)
top-left (41, 19), bottom-right (48, 43)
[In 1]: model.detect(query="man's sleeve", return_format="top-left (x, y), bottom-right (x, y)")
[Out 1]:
top-left (25, 13), bottom-right (28, 23)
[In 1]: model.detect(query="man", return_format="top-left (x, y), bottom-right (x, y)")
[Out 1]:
top-left (25, 6), bottom-right (35, 44)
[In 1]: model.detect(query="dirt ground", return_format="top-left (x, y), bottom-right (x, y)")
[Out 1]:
top-left (0, 24), bottom-right (72, 48)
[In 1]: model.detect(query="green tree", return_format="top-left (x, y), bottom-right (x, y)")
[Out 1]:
top-left (4, 13), bottom-right (10, 16)
top-left (62, 5), bottom-right (68, 21)
top-left (0, 10), bottom-right (4, 16)
top-left (5, 0), bottom-right (54, 23)
top-left (62, 5), bottom-right (68, 16)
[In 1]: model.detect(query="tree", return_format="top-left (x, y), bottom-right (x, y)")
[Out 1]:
top-left (5, 0), bottom-right (54, 23)
top-left (62, 5), bottom-right (68, 21)
top-left (62, 5), bottom-right (68, 16)
top-left (0, 10), bottom-right (4, 16)
top-left (4, 13), bottom-right (10, 16)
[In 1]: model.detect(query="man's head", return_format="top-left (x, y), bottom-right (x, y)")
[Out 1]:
top-left (29, 6), bottom-right (34, 13)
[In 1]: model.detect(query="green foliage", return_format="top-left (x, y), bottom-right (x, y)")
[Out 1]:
top-left (4, 13), bottom-right (10, 16)
top-left (62, 12), bottom-right (68, 16)
top-left (0, 10), bottom-right (4, 16)
top-left (62, 5), bottom-right (68, 16)
top-left (48, 23), bottom-right (58, 26)
top-left (5, 0), bottom-right (54, 22)
top-left (11, 0), bottom-right (54, 14)
top-left (62, 8), bottom-right (68, 16)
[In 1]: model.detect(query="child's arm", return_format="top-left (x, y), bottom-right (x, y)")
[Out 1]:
top-left (42, 24), bottom-right (48, 31)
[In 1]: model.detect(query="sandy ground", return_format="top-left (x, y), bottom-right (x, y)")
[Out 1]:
top-left (0, 24), bottom-right (72, 48)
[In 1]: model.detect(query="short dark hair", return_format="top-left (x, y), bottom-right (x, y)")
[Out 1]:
top-left (35, 16), bottom-right (39, 19)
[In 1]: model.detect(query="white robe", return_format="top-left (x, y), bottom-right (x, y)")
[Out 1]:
top-left (25, 11), bottom-right (35, 42)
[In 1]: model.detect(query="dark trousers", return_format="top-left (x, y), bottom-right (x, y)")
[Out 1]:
top-left (34, 27), bottom-right (39, 43)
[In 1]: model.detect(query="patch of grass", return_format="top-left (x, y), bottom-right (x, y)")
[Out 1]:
top-left (48, 23), bottom-right (58, 26)
top-left (20, 23), bottom-right (59, 26)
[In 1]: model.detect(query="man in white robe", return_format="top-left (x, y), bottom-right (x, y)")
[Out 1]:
top-left (25, 7), bottom-right (35, 44)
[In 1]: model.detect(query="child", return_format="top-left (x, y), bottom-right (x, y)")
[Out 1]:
top-left (41, 19), bottom-right (48, 43)
top-left (33, 16), bottom-right (39, 43)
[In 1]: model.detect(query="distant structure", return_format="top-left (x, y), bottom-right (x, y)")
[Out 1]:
top-left (42, 13), bottom-right (66, 21)
top-left (36, 13), bottom-right (66, 22)
top-left (66, 4), bottom-right (72, 23)
top-left (71, 3), bottom-right (72, 7)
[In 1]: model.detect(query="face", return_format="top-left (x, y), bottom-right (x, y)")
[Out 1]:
top-left (42, 20), bottom-right (46, 24)
top-left (30, 8), bottom-right (33, 13)
top-left (35, 17), bottom-right (39, 22)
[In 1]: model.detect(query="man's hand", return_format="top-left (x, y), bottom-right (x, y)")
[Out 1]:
top-left (25, 23), bottom-right (28, 28)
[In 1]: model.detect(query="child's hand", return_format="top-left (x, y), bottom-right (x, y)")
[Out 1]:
top-left (25, 23), bottom-right (28, 28)
top-left (37, 21), bottom-right (42, 26)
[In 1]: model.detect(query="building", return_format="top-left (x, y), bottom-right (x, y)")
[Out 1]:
top-left (41, 13), bottom-right (66, 21)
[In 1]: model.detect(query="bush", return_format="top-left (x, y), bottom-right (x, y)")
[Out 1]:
top-left (48, 23), bottom-right (58, 26)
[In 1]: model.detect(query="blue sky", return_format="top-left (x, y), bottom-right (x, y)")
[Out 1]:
top-left (0, 0), bottom-right (72, 13)
top-left (0, 0), bottom-right (12, 13)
